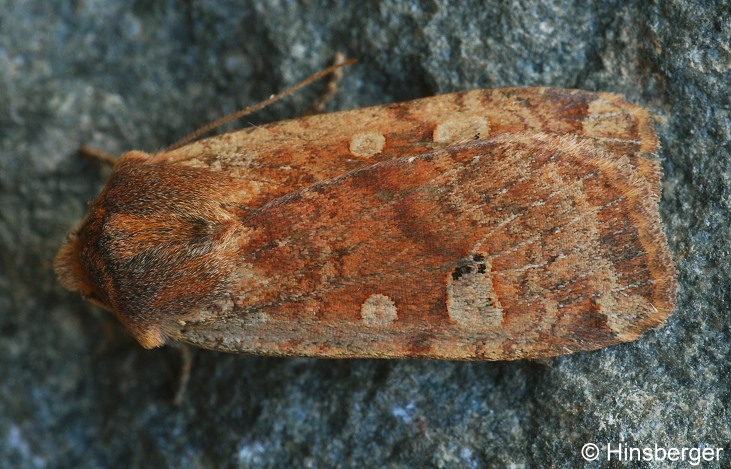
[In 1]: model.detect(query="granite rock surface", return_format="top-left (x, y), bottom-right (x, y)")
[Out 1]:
top-left (1, 1), bottom-right (729, 467)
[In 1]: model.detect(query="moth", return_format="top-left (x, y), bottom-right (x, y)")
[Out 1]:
top-left (55, 63), bottom-right (677, 360)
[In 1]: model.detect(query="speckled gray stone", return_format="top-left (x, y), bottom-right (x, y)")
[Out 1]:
top-left (1, 1), bottom-right (729, 468)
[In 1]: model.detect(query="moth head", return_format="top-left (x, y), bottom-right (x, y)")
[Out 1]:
top-left (54, 201), bottom-right (169, 349)
top-left (55, 155), bottom-right (244, 349)
top-left (54, 151), bottom-right (149, 315)
top-left (55, 227), bottom-right (110, 310)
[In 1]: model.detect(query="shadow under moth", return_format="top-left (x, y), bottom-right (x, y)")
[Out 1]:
top-left (55, 62), bottom-right (676, 360)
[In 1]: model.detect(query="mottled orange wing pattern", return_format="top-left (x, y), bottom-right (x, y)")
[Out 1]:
top-left (55, 87), bottom-right (676, 359)
top-left (163, 88), bottom-right (661, 208)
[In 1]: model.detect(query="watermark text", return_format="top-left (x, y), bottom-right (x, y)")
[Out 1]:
top-left (581, 442), bottom-right (723, 465)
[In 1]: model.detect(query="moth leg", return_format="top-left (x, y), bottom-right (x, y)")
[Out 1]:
top-left (306, 51), bottom-right (348, 115)
top-left (172, 344), bottom-right (194, 406)
top-left (79, 144), bottom-right (117, 167)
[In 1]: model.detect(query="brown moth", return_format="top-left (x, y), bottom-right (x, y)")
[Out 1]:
top-left (55, 69), bottom-right (676, 359)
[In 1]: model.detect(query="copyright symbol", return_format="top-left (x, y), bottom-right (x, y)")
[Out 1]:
top-left (582, 443), bottom-right (599, 461)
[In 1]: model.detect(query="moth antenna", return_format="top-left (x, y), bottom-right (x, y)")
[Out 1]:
top-left (79, 144), bottom-right (118, 166)
top-left (166, 57), bottom-right (357, 151)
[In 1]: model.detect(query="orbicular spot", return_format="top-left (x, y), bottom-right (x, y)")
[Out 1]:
top-left (360, 293), bottom-right (398, 327)
top-left (433, 116), bottom-right (490, 144)
top-left (349, 131), bottom-right (386, 157)
top-left (446, 254), bottom-right (503, 329)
